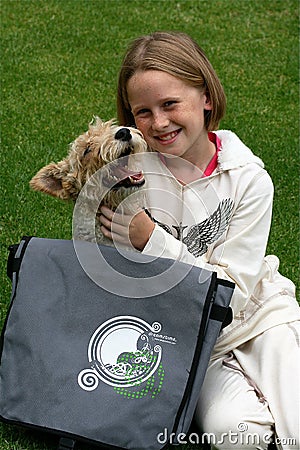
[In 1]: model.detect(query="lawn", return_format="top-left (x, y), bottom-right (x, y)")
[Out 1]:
top-left (0, 0), bottom-right (299, 449)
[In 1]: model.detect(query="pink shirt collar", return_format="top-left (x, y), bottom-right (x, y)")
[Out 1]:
top-left (203, 132), bottom-right (221, 177)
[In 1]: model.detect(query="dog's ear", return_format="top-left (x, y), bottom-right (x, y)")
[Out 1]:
top-left (30, 161), bottom-right (79, 200)
top-left (90, 115), bottom-right (102, 126)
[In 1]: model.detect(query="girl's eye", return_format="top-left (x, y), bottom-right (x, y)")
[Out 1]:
top-left (136, 108), bottom-right (150, 116)
top-left (164, 100), bottom-right (177, 107)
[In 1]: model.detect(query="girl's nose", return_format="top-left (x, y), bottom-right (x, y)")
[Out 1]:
top-left (151, 111), bottom-right (169, 131)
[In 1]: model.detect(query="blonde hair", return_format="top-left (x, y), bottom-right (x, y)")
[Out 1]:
top-left (117, 31), bottom-right (226, 131)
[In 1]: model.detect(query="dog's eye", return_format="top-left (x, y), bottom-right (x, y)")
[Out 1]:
top-left (83, 146), bottom-right (92, 157)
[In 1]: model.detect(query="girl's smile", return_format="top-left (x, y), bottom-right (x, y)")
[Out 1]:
top-left (154, 128), bottom-right (182, 144)
top-left (127, 70), bottom-right (215, 171)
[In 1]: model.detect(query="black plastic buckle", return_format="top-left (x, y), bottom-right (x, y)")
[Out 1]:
top-left (58, 438), bottom-right (76, 450)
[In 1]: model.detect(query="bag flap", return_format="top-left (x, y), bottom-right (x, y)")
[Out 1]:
top-left (1, 237), bottom-right (234, 450)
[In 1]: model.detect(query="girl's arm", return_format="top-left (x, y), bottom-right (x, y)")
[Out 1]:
top-left (141, 169), bottom-right (274, 316)
top-left (99, 168), bottom-right (276, 316)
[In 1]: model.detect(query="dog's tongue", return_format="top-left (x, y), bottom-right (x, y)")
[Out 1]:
top-left (112, 164), bottom-right (143, 181)
top-left (129, 171), bottom-right (144, 181)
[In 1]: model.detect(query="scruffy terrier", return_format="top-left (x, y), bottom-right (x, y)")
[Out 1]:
top-left (30, 117), bottom-right (148, 244)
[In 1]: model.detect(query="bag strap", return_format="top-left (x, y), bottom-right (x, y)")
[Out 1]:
top-left (7, 236), bottom-right (33, 280)
top-left (209, 278), bottom-right (234, 329)
top-left (172, 272), bottom-right (218, 434)
top-left (57, 438), bottom-right (76, 450)
top-left (210, 304), bottom-right (233, 329)
top-left (1, 236), bottom-right (34, 364)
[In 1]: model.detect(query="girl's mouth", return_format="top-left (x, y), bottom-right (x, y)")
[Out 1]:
top-left (155, 129), bottom-right (181, 144)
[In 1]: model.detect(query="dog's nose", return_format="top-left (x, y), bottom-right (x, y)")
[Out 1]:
top-left (115, 128), bottom-right (132, 142)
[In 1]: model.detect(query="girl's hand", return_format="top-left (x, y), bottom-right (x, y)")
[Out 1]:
top-left (99, 206), bottom-right (155, 251)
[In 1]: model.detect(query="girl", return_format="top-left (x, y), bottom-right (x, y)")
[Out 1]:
top-left (99, 32), bottom-right (300, 449)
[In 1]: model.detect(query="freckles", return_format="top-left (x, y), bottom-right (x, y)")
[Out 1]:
top-left (135, 119), bottom-right (148, 132)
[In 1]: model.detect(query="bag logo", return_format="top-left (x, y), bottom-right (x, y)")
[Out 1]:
top-left (78, 316), bottom-right (175, 399)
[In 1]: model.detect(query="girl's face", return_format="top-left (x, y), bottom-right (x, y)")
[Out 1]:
top-left (127, 70), bottom-right (213, 164)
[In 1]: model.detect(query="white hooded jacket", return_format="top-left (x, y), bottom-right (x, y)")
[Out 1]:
top-left (140, 130), bottom-right (300, 358)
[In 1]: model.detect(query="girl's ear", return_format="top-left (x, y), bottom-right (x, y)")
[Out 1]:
top-left (29, 160), bottom-right (74, 200)
top-left (204, 92), bottom-right (213, 111)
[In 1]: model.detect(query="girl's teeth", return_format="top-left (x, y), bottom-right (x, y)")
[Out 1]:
top-left (159, 131), bottom-right (178, 141)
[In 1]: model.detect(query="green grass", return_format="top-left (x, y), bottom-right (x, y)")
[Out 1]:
top-left (0, 0), bottom-right (299, 449)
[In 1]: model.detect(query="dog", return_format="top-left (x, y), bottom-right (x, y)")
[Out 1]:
top-left (30, 117), bottom-right (148, 244)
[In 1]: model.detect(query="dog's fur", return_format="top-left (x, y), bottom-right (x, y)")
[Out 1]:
top-left (30, 117), bottom-right (148, 243)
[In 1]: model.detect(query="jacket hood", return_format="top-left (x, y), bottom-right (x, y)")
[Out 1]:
top-left (216, 130), bottom-right (264, 171)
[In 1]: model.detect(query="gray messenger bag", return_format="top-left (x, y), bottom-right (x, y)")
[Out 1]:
top-left (0, 236), bottom-right (234, 450)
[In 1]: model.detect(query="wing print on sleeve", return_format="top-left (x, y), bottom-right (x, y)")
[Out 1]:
top-left (182, 198), bottom-right (234, 257)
